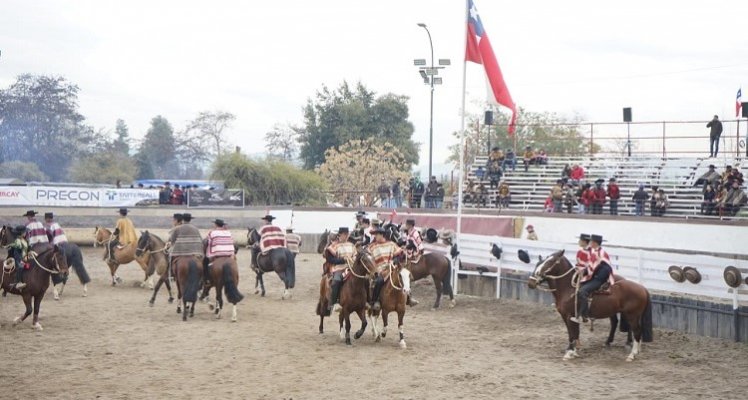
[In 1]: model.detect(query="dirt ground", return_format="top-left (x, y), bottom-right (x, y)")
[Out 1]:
top-left (1, 247), bottom-right (747, 400)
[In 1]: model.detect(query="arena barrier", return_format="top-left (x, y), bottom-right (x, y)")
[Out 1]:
top-left (455, 234), bottom-right (748, 342)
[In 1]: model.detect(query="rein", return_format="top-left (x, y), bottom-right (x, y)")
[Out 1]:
top-left (29, 251), bottom-right (61, 275)
top-left (529, 258), bottom-right (577, 293)
top-left (345, 256), bottom-right (372, 279)
top-left (388, 263), bottom-right (404, 291)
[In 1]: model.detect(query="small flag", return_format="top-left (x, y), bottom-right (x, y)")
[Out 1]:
top-left (466, 0), bottom-right (517, 134)
top-left (737, 88), bottom-right (742, 117)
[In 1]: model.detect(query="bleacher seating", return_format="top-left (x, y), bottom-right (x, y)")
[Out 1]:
top-left (461, 155), bottom-right (748, 220)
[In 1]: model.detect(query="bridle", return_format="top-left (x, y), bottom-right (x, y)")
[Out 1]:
top-left (136, 233), bottom-right (167, 255)
top-left (28, 249), bottom-right (63, 275)
top-left (345, 251), bottom-right (375, 279)
top-left (528, 255), bottom-right (576, 292)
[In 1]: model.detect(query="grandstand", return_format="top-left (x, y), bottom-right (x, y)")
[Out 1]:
top-left (463, 155), bottom-right (747, 219)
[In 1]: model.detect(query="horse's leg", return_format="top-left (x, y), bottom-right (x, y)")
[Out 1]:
top-left (381, 310), bottom-right (389, 339)
top-left (255, 271), bottom-right (266, 297)
top-left (338, 310), bottom-right (346, 341)
top-left (397, 308), bottom-right (406, 349)
top-left (278, 270), bottom-right (290, 300)
top-left (108, 262), bottom-right (119, 286)
top-left (625, 313), bottom-right (642, 362)
top-left (432, 274), bottom-right (443, 310)
top-left (344, 311), bottom-right (353, 346)
top-left (562, 315), bottom-right (580, 360)
top-left (606, 314), bottom-right (619, 347)
top-left (164, 276), bottom-right (174, 303)
top-left (149, 274), bottom-right (165, 306)
top-left (215, 284), bottom-right (224, 319)
top-left (176, 277), bottom-right (183, 314)
top-left (32, 294), bottom-right (44, 331)
top-left (354, 308), bottom-right (368, 340)
top-left (14, 294), bottom-right (33, 326)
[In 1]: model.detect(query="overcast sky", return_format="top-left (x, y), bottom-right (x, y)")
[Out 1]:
top-left (2, 0), bottom-right (747, 175)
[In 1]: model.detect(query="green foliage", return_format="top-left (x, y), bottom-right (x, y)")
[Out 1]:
top-left (0, 161), bottom-right (48, 182)
top-left (0, 74), bottom-right (96, 180)
top-left (112, 119), bottom-right (131, 155)
top-left (211, 152), bottom-right (327, 206)
top-left (297, 81), bottom-right (418, 169)
top-left (69, 151), bottom-right (137, 184)
top-left (136, 115), bottom-right (177, 178)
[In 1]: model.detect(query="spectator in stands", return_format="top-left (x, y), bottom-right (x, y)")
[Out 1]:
top-left (426, 176), bottom-right (439, 208)
top-left (551, 180), bottom-right (564, 213)
top-left (436, 183), bottom-right (445, 209)
top-left (475, 166), bottom-right (486, 181)
top-left (694, 164), bottom-right (721, 190)
top-left (498, 181), bottom-right (511, 208)
top-left (701, 184), bottom-right (717, 215)
top-left (171, 184), bottom-right (184, 205)
top-left (606, 178), bottom-right (620, 215)
top-left (570, 164), bottom-right (585, 185)
top-left (632, 184), bottom-right (648, 216)
top-left (463, 179), bottom-right (475, 205)
top-left (477, 182), bottom-right (488, 207)
top-left (502, 149), bottom-right (516, 172)
top-left (706, 115), bottom-right (723, 157)
top-left (543, 196), bottom-right (554, 212)
top-left (719, 181), bottom-right (748, 216)
top-left (138, 183), bottom-right (144, 188)
top-left (536, 149), bottom-right (548, 165)
top-left (591, 179), bottom-right (606, 215)
top-left (410, 176), bottom-right (425, 208)
top-left (487, 160), bottom-right (502, 189)
top-left (377, 178), bottom-right (390, 206)
top-left (522, 146), bottom-right (535, 172)
top-left (728, 165), bottom-right (744, 187)
top-left (391, 178), bottom-right (402, 208)
top-left (654, 188), bottom-right (669, 217)
top-left (525, 225), bottom-right (538, 240)
top-left (649, 186), bottom-right (659, 216)
top-left (563, 183), bottom-right (576, 214)
top-left (562, 164), bottom-right (572, 180)
top-left (488, 146), bottom-right (504, 163)
top-left (578, 183), bottom-right (592, 214)
top-left (116, 179), bottom-right (122, 188)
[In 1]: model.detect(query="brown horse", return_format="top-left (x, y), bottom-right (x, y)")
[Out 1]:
top-left (202, 256), bottom-right (244, 322)
top-left (528, 249), bottom-right (653, 362)
top-left (0, 239), bottom-right (69, 331)
top-left (94, 227), bottom-right (150, 287)
top-left (406, 252), bottom-right (455, 309)
top-left (172, 255), bottom-right (203, 321)
top-left (368, 262), bottom-right (410, 349)
top-left (135, 231), bottom-right (174, 306)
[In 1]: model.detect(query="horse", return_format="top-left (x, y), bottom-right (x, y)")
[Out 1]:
top-left (368, 262), bottom-right (411, 349)
top-left (172, 255), bottom-right (203, 321)
top-left (94, 226), bottom-right (150, 287)
top-left (405, 252), bottom-right (455, 309)
top-left (201, 256), bottom-right (244, 322)
top-left (135, 231), bottom-right (174, 306)
top-left (528, 249), bottom-right (653, 362)
top-left (0, 241), bottom-right (69, 331)
top-left (50, 242), bottom-right (91, 300)
top-left (246, 228), bottom-right (296, 300)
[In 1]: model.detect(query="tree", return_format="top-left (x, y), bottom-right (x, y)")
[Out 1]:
top-left (264, 123), bottom-right (299, 161)
top-left (182, 111), bottom-right (235, 157)
top-left (136, 115), bottom-right (177, 178)
top-left (0, 161), bottom-right (48, 182)
top-left (447, 106), bottom-right (599, 172)
top-left (0, 74), bottom-right (96, 180)
top-left (69, 151), bottom-right (137, 184)
top-left (297, 81), bottom-right (418, 169)
top-left (211, 152), bottom-right (327, 205)
top-left (317, 138), bottom-right (411, 206)
top-left (112, 119), bottom-right (131, 155)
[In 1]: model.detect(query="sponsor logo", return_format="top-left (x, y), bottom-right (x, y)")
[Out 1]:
top-left (36, 189), bottom-right (99, 202)
top-left (0, 190), bottom-right (20, 198)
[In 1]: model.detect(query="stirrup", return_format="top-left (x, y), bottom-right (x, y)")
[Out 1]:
top-left (569, 316), bottom-right (581, 324)
top-left (373, 301), bottom-right (381, 311)
top-left (333, 304), bottom-right (341, 313)
top-left (15, 282), bottom-right (26, 290)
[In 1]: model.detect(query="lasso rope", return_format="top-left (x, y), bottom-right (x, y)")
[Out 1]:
top-left (345, 256), bottom-right (372, 279)
top-left (29, 251), bottom-right (60, 275)
top-left (388, 263), bottom-right (403, 291)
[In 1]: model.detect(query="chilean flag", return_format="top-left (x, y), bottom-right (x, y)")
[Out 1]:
top-left (737, 88), bottom-right (742, 117)
top-left (466, 0), bottom-right (517, 134)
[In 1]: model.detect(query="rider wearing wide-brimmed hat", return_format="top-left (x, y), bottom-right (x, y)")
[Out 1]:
top-left (368, 227), bottom-right (415, 311)
top-left (204, 218), bottom-right (234, 284)
top-left (571, 234), bottom-right (614, 324)
top-left (575, 233), bottom-right (592, 276)
top-left (43, 212), bottom-right (68, 246)
top-left (23, 210), bottom-right (49, 249)
top-left (285, 226), bottom-right (302, 257)
top-left (403, 219), bottom-right (423, 259)
top-left (8, 224), bottom-right (30, 290)
top-left (325, 227), bottom-right (355, 312)
top-left (109, 208), bottom-right (138, 262)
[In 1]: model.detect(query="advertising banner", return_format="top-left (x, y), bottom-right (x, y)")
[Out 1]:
top-left (0, 186), bottom-right (159, 207)
top-left (187, 189), bottom-right (245, 208)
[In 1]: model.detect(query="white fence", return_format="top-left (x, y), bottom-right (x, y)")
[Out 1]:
top-left (455, 234), bottom-right (748, 307)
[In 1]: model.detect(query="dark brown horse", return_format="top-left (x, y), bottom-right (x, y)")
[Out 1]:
top-left (135, 231), bottom-right (175, 306)
top-left (247, 228), bottom-right (296, 299)
top-left (405, 252), bottom-right (455, 309)
top-left (528, 250), bottom-right (653, 361)
top-left (202, 256), bottom-right (244, 322)
top-left (368, 262), bottom-right (410, 349)
top-left (0, 228), bottom-right (69, 330)
top-left (172, 256), bottom-right (203, 321)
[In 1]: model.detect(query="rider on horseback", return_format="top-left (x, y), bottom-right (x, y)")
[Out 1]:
top-left (205, 219), bottom-right (235, 284)
top-left (570, 234), bottom-right (614, 324)
top-left (44, 212), bottom-right (68, 245)
top-left (325, 227), bottom-right (355, 313)
top-left (166, 212), bottom-right (204, 275)
top-left (109, 208), bottom-right (138, 262)
top-left (369, 228), bottom-right (418, 310)
top-left (252, 215), bottom-right (286, 268)
top-left (285, 227), bottom-right (302, 259)
top-left (575, 233), bottom-right (591, 275)
top-left (8, 224), bottom-right (29, 290)
top-left (403, 219), bottom-right (424, 259)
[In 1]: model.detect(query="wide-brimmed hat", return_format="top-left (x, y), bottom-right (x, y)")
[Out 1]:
top-left (182, 213), bottom-right (193, 222)
top-left (590, 234), bottom-right (604, 244)
top-left (23, 210), bottom-right (37, 217)
top-left (405, 218), bottom-right (416, 226)
top-left (213, 219), bottom-right (225, 227)
top-left (12, 225), bottom-right (26, 235)
top-left (370, 218), bottom-right (381, 226)
top-left (118, 208), bottom-right (128, 216)
top-left (723, 266), bottom-right (743, 288)
top-left (285, 226), bottom-right (293, 231)
top-left (355, 211), bottom-right (366, 217)
top-left (361, 218), bottom-right (370, 224)
top-left (683, 266), bottom-right (701, 284)
top-left (668, 266), bottom-right (685, 283)
top-left (44, 212), bottom-right (54, 219)
top-left (173, 213), bottom-right (184, 221)
top-left (261, 215), bottom-right (275, 221)
top-left (338, 227), bottom-right (349, 234)
top-left (439, 229), bottom-right (455, 240)
top-left (518, 249), bottom-right (530, 264)
top-left (424, 228), bottom-right (438, 243)
top-left (578, 233), bottom-right (591, 242)
top-left (708, 164), bottom-right (715, 169)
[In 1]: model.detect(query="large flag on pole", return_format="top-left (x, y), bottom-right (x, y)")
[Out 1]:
top-left (736, 88), bottom-right (742, 117)
top-left (465, 0), bottom-right (517, 134)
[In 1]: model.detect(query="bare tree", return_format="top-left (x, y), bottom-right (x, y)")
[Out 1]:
top-left (264, 123), bottom-right (300, 160)
top-left (183, 111), bottom-right (236, 157)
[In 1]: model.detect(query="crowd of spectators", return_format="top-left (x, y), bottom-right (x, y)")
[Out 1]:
top-left (376, 176), bottom-right (445, 209)
top-left (158, 182), bottom-right (194, 205)
top-left (696, 164), bottom-right (746, 216)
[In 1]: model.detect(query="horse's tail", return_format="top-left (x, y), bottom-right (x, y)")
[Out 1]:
top-left (285, 249), bottom-right (296, 289)
top-left (441, 256), bottom-right (453, 295)
top-left (222, 262), bottom-right (244, 304)
top-left (183, 259), bottom-right (201, 303)
top-left (640, 290), bottom-right (654, 343)
top-left (68, 244), bottom-right (91, 284)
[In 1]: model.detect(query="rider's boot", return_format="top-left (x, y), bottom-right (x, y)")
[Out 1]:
top-left (14, 262), bottom-right (26, 290)
top-left (372, 279), bottom-right (383, 311)
top-left (203, 257), bottom-right (211, 286)
top-left (570, 295), bottom-right (588, 324)
top-left (331, 280), bottom-right (342, 313)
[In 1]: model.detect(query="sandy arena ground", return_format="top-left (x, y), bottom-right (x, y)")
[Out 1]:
top-left (1, 247), bottom-right (747, 400)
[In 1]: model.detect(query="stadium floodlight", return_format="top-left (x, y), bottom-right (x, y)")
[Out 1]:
top-left (438, 59), bottom-right (451, 66)
top-left (433, 77), bottom-right (443, 85)
top-left (414, 59), bottom-right (426, 66)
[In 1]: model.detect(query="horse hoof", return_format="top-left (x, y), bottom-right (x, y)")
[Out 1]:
top-left (215, 313), bottom-right (221, 319)
top-left (381, 332), bottom-right (387, 338)
top-left (213, 307), bottom-right (219, 314)
top-left (168, 298), bottom-right (174, 304)
top-left (254, 289), bottom-right (260, 295)
top-left (261, 292), bottom-right (266, 297)
top-left (449, 300), bottom-right (456, 308)
top-left (399, 340), bottom-right (407, 349)
top-left (54, 295), bottom-right (60, 301)
top-left (354, 331), bottom-right (363, 340)
top-left (148, 302), bottom-right (154, 307)
top-left (33, 323), bottom-right (43, 331)
top-left (431, 306), bottom-right (437, 311)
top-left (346, 339), bottom-right (352, 346)
top-left (209, 304), bottom-right (215, 311)
top-left (13, 317), bottom-right (21, 326)
top-left (626, 355), bottom-right (635, 362)
top-left (176, 307), bottom-right (181, 314)
top-left (375, 336), bottom-right (381, 343)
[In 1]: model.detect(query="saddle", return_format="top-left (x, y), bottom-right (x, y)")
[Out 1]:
top-left (590, 275), bottom-right (624, 296)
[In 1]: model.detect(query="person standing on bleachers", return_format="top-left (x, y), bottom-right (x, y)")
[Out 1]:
top-left (522, 146), bottom-right (535, 172)
top-left (475, 166), bottom-right (486, 181)
top-left (487, 160), bottom-right (502, 189)
top-left (632, 184), bottom-right (648, 216)
top-left (498, 181), bottom-right (511, 208)
top-left (591, 179), bottom-right (607, 215)
top-left (649, 186), bottom-right (659, 216)
top-left (563, 183), bottom-right (576, 213)
top-left (654, 189), bottom-right (669, 217)
top-left (706, 115), bottom-right (723, 157)
top-left (606, 178), bottom-right (620, 215)
top-left (551, 180), bottom-right (564, 213)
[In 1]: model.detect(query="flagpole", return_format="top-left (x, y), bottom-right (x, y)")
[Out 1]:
top-left (457, 0), bottom-right (469, 239)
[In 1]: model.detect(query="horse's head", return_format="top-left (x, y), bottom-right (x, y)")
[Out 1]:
top-left (247, 227), bottom-right (260, 246)
top-left (528, 249), bottom-right (568, 289)
top-left (392, 263), bottom-right (413, 296)
top-left (0, 225), bottom-right (11, 247)
top-left (317, 230), bottom-right (329, 254)
top-left (136, 230), bottom-right (150, 257)
top-left (354, 245), bottom-right (377, 278)
top-left (93, 226), bottom-right (109, 246)
top-left (52, 244), bottom-right (70, 275)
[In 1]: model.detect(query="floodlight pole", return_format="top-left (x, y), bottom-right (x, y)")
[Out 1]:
top-left (418, 23), bottom-right (435, 179)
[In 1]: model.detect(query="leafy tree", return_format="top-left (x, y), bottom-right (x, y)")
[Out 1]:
top-left (0, 74), bottom-right (96, 180)
top-left (317, 138), bottom-right (411, 206)
top-left (211, 152), bottom-right (327, 205)
top-left (112, 119), bottom-right (131, 155)
top-left (0, 161), bottom-right (48, 182)
top-left (264, 123), bottom-right (299, 161)
top-left (136, 115), bottom-right (177, 178)
top-left (182, 111), bottom-right (235, 158)
top-left (134, 154), bottom-right (154, 180)
top-left (69, 151), bottom-right (137, 184)
top-left (297, 81), bottom-right (418, 169)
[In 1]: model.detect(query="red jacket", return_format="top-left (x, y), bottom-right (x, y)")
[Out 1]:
top-left (582, 189), bottom-right (596, 206)
top-left (593, 188), bottom-right (607, 204)
top-left (607, 183), bottom-right (620, 200)
top-left (570, 166), bottom-right (585, 180)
